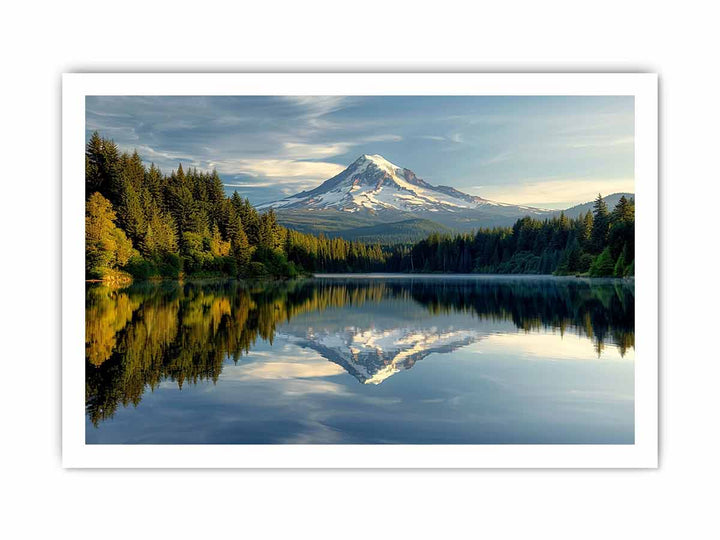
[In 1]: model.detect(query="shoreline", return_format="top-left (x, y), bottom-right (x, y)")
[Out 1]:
top-left (87, 273), bottom-right (635, 285)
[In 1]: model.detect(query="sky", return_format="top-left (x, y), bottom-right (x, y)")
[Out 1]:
top-left (86, 95), bottom-right (634, 209)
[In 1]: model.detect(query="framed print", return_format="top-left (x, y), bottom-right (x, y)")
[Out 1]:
top-left (62, 73), bottom-right (658, 467)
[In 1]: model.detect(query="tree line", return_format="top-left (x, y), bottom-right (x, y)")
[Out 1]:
top-left (85, 132), bottom-right (634, 280)
top-left (382, 193), bottom-right (634, 277)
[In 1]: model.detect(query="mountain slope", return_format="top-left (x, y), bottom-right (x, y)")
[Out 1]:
top-left (332, 218), bottom-right (451, 243)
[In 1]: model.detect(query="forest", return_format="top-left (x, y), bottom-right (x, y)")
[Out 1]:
top-left (85, 132), bottom-right (634, 280)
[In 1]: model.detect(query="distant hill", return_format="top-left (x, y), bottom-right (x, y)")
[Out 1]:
top-left (559, 193), bottom-right (634, 219)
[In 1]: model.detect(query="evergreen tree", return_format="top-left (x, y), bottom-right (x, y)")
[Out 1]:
top-left (580, 211), bottom-right (593, 250)
top-left (612, 195), bottom-right (634, 223)
top-left (85, 131), bottom-right (121, 203)
top-left (117, 183), bottom-right (146, 245)
top-left (589, 247), bottom-right (615, 277)
top-left (231, 226), bottom-right (252, 268)
top-left (590, 194), bottom-right (610, 254)
top-left (142, 209), bottom-right (178, 256)
top-left (210, 224), bottom-right (231, 257)
top-left (614, 248), bottom-right (627, 277)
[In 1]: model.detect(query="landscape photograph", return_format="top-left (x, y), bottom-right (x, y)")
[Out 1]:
top-left (84, 95), bottom-right (635, 444)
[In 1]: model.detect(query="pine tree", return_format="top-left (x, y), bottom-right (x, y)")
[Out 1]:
top-left (590, 194), bottom-right (610, 254)
top-left (143, 210), bottom-right (178, 256)
top-left (580, 211), bottom-right (593, 249)
top-left (231, 227), bottom-right (252, 268)
top-left (614, 248), bottom-right (627, 277)
top-left (237, 197), bottom-right (260, 245)
top-left (589, 247), bottom-right (615, 277)
top-left (612, 195), bottom-right (634, 224)
top-left (85, 131), bottom-right (104, 195)
top-left (85, 131), bottom-right (121, 202)
top-left (117, 184), bottom-right (146, 245)
top-left (210, 224), bottom-right (231, 257)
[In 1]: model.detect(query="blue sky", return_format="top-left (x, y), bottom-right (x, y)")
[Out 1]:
top-left (86, 95), bottom-right (634, 209)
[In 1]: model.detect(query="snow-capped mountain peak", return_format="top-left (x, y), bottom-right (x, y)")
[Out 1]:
top-left (354, 153), bottom-right (400, 173)
top-left (258, 154), bottom-right (498, 213)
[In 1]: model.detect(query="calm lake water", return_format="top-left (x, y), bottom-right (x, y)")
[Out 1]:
top-left (85, 275), bottom-right (634, 444)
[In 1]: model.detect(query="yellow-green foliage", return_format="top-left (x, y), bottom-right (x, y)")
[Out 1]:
top-left (85, 192), bottom-right (137, 279)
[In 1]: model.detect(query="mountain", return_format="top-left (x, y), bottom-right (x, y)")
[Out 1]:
top-left (258, 154), bottom-right (553, 237)
top-left (559, 192), bottom-right (635, 219)
top-left (258, 154), bottom-right (504, 213)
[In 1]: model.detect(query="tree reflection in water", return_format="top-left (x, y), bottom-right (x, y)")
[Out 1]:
top-left (86, 277), bottom-right (634, 425)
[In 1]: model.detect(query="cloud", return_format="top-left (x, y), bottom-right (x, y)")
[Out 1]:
top-left (469, 177), bottom-right (634, 209)
top-left (480, 151), bottom-right (512, 166)
top-left (278, 96), bottom-right (356, 129)
top-left (282, 135), bottom-right (402, 159)
top-left (279, 95), bottom-right (350, 115)
top-left (223, 182), bottom-right (276, 188)
top-left (283, 142), bottom-right (354, 158)
top-left (208, 158), bottom-right (345, 180)
top-left (133, 144), bottom-right (200, 166)
top-left (362, 134), bottom-right (403, 143)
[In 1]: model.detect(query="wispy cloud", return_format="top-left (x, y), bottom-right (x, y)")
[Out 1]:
top-left (283, 142), bottom-right (354, 159)
top-left (469, 177), bottom-right (634, 209)
top-left (282, 134), bottom-right (402, 159)
top-left (363, 134), bottom-right (403, 143)
top-left (208, 158), bottom-right (345, 180)
top-left (223, 182), bottom-right (275, 188)
top-left (278, 96), bottom-right (356, 130)
top-left (480, 151), bottom-right (512, 166)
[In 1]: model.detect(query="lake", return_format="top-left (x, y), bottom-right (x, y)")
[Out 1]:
top-left (85, 275), bottom-right (634, 444)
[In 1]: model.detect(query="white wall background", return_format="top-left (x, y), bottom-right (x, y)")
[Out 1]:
top-left (0, 1), bottom-right (716, 538)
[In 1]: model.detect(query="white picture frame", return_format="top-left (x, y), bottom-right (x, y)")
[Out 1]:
top-left (62, 73), bottom-right (658, 468)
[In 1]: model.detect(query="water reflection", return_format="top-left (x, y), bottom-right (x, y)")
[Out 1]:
top-left (86, 276), bottom-right (634, 435)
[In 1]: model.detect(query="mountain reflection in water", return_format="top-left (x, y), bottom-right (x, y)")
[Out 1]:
top-left (85, 276), bottom-right (634, 442)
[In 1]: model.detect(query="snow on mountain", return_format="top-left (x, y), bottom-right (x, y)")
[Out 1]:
top-left (258, 154), bottom-right (527, 214)
top-left (279, 325), bottom-right (481, 385)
